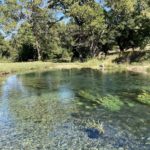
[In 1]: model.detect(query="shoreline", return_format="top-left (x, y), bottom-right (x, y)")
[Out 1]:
top-left (0, 61), bottom-right (149, 79)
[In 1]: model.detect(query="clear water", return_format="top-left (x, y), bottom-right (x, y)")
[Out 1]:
top-left (0, 69), bottom-right (150, 150)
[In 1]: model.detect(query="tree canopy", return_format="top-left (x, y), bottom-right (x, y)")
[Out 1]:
top-left (0, 0), bottom-right (150, 62)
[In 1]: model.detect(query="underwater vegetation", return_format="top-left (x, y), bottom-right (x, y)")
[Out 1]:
top-left (126, 101), bottom-right (135, 107)
top-left (83, 119), bottom-right (105, 134)
top-left (99, 95), bottom-right (124, 111)
top-left (1, 69), bottom-right (150, 149)
top-left (78, 90), bottom-right (124, 111)
top-left (137, 91), bottom-right (150, 105)
top-left (9, 93), bottom-right (74, 129)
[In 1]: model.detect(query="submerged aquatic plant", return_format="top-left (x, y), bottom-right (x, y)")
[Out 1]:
top-left (98, 95), bottom-right (124, 111)
top-left (137, 91), bottom-right (150, 105)
top-left (9, 93), bottom-right (75, 129)
top-left (126, 102), bottom-right (135, 107)
top-left (78, 90), bottom-right (124, 111)
top-left (78, 90), bottom-right (96, 102)
top-left (84, 119), bottom-right (105, 134)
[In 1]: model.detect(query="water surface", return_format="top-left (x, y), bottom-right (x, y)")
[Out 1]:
top-left (0, 69), bottom-right (150, 149)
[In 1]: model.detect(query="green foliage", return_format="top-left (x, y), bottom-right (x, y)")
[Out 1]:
top-left (11, 23), bottom-right (37, 61)
top-left (0, 0), bottom-right (150, 62)
top-left (0, 0), bottom-right (21, 32)
top-left (0, 36), bottom-right (10, 58)
top-left (137, 91), bottom-right (150, 105)
top-left (105, 0), bottom-right (150, 51)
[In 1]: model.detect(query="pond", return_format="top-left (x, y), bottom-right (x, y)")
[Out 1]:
top-left (0, 69), bottom-right (150, 149)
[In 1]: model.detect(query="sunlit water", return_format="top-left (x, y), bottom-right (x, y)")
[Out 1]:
top-left (0, 69), bottom-right (150, 149)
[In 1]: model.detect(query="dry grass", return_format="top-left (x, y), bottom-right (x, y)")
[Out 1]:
top-left (0, 58), bottom-right (124, 75)
top-left (0, 52), bottom-right (150, 78)
top-left (0, 61), bottom-right (100, 78)
top-left (0, 62), bottom-right (80, 74)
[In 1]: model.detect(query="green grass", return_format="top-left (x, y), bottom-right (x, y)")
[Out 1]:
top-left (0, 58), bottom-right (125, 76)
top-left (1, 51), bottom-right (150, 78)
top-left (0, 61), bottom-right (86, 75)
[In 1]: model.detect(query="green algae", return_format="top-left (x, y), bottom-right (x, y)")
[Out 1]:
top-left (137, 91), bottom-right (150, 105)
top-left (99, 95), bottom-right (124, 111)
top-left (78, 90), bottom-right (124, 111)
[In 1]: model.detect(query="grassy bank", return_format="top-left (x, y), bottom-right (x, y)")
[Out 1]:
top-left (0, 55), bottom-right (121, 76)
top-left (0, 52), bottom-right (150, 79)
top-left (0, 61), bottom-right (102, 76)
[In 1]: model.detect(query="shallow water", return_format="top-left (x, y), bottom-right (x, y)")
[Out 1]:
top-left (0, 69), bottom-right (150, 149)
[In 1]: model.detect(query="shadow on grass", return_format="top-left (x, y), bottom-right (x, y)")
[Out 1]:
top-left (113, 50), bottom-right (150, 64)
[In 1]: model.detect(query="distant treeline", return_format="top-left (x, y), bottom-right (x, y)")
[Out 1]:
top-left (0, 0), bottom-right (150, 62)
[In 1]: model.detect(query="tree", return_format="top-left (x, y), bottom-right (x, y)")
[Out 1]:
top-left (105, 0), bottom-right (150, 52)
top-left (0, 0), bottom-right (23, 33)
top-left (23, 0), bottom-right (63, 60)
top-left (0, 35), bottom-right (11, 59)
top-left (1, 0), bottom-right (64, 61)
top-left (10, 23), bottom-right (37, 61)
top-left (1, 0), bottom-right (150, 62)
top-left (49, 0), bottom-right (107, 61)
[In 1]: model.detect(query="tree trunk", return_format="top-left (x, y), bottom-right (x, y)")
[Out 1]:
top-left (36, 40), bottom-right (41, 61)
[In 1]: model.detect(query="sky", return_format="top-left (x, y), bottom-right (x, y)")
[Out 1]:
top-left (0, 0), bottom-right (4, 4)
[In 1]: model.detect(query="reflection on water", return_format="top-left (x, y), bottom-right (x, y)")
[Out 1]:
top-left (0, 69), bottom-right (150, 149)
top-left (0, 75), bottom-right (25, 126)
top-left (58, 85), bottom-right (75, 103)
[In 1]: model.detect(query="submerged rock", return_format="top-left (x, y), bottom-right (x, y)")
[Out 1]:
top-left (47, 120), bottom-right (150, 150)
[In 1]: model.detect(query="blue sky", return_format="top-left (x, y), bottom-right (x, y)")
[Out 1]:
top-left (0, 0), bottom-right (4, 4)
